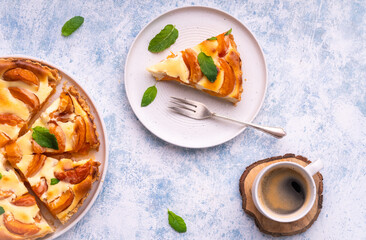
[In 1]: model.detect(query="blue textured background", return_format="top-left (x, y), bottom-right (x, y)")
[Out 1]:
top-left (1, 0), bottom-right (365, 239)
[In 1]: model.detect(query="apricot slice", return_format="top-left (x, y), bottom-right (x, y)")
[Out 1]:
top-left (31, 140), bottom-right (45, 154)
top-left (3, 68), bottom-right (39, 87)
top-left (73, 116), bottom-right (86, 152)
top-left (58, 92), bottom-right (74, 114)
top-left (32, 177), bottom-right (48, 197)
top-left (5, 142), bottom-right (22, 165)
top-left (0, 113), bottom-right (24, 126)
top-left (50, 92), bottom-right (74, 121)
top-left (218, 58), bottom-right (235, 96)
top-left (48, 189), bottom-right (74, 215)
top-left (182, 49), bottom-right (202, 83)
top-left (8, 87), bottom-right (40, 111)
top-left (48, 122), bottom-right (65, 152)
top-left (26, 154), bottom-right (47, 178)
top-left (3, 213), bottom-right (40, 236)
top-left (54, 161), bottom-right (90, 184)
top-left (0, 190), bottom-right (13, 200)
top-left (217, 33), bottom-right (229, 58)
top-left (0, 132), bottom-right (10, 148)
top-left (11, 193), bottom-right (36, 206)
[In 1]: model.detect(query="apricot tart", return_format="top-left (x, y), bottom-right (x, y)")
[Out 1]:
top-left (11, 85), bottom-right (100, 156)
top-left (147, 31), bottom-right (243, 104)
top-left (0, 58), bottom-right (60, 147)
top-left (0, 57), bottom-right (101, 239)
top-left (0, 155), bottom-right (53, 240)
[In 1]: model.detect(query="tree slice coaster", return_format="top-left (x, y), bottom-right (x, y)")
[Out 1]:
top-left (239, 154), bottom-right (323, 236)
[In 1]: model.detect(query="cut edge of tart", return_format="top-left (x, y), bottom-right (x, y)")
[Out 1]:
top-left (0, 58), bottom-right (61, 146)
top-left (147, 31), bottom-right (243, 104)
top-left (0, 154), bottom-right (54, 240)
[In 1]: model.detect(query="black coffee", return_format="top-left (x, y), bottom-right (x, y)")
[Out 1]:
top-left (259, 167), bottom-right (309, 215)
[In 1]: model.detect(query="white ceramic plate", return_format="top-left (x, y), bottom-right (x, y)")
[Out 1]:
top-left (1, 55), bottom-right (108, 239)
top-left (125, 6), bottom-right (267, 148)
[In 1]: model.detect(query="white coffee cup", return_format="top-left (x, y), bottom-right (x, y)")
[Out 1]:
top-left (251, 160), bottom-right (323, 222)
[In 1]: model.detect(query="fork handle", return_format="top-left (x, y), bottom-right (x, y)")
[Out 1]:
top-left (212, 113), bottom-right (286, 138)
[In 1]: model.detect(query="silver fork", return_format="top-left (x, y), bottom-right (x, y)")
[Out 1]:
top-left (169, 97), bottom-right (286, 138)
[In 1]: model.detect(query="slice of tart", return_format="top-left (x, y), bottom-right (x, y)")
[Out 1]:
top-left (0, 58), bottom-right (60, 147)
top-left (24, 156), bottom-right (98, 224)
top-left (6, 154), bottom-right (100, 224)
top-left (0, 154), bottom-right (53, 239)
top-left (147, 31), bottom-right (243, 104)
top-left (7, 85), bottom-right (99, 157)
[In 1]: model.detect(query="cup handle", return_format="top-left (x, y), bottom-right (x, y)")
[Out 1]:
top-left (304, 160), bottom-right (324, 176)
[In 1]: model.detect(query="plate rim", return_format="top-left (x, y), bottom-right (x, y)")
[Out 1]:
top-left (0, 54), bottom-right (109, 239)
top-left (124, 5), bottom-right (268, 148)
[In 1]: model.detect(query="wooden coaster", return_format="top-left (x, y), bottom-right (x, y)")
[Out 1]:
top-left (239, 154), bottom-right (323, 236)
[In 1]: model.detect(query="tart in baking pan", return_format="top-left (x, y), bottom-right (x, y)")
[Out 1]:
top-left (0, 58), bottom-right (60, 146)
top-left (7, 155), bottom-right (99, 224)
top-left (0, 155), bottom-right (53, 240)
top-left (0, 57), bottom-right (102, 238)
top-left (147, 31), bottom-right (243, 104)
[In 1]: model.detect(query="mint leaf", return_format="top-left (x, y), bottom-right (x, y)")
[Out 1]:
top-left (148, 24), bottom-right (179, 53)
top-left (168, 209), bottom-right (186, 233)
top-left (0, 206), bottom-right (4, 215)
top-left (51, 178), bottom-right (60, 185)
top-left (32, 126), bottom-right (59, 150)
top-left (197, 52), bottom-right (218, 83)
top-left (141, 85), bottom-right (157, 107)
top-left (207, 28), bottom-right (232, 40)
top-left (225, 28), bottom-right (232, 36)
top-left (0, 173), bottom-right (2, 180)
top-left (62, 16), bottom-right (84, 36)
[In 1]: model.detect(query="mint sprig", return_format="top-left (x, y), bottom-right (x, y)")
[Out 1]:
top-left (148, 24), bottom-right (179, 53)
top-left (32, 126), bottom-right (59, 150)
top-left (0, 206), bottom-right (4, 215)
top-left (197, 52), bottom-right (218, 83)
top-left (62, 16), bottom-right (84, 37)
top-left (168, 209), bottom-right (187, 233)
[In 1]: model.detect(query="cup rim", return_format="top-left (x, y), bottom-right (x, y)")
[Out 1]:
top-left (252, 161), bottom-right (316, 223)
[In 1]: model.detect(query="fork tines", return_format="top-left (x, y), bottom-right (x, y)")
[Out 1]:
top-left (169, 97), bottom-right (199, 117)
top-left (170, 97), bottom-right (198, 107)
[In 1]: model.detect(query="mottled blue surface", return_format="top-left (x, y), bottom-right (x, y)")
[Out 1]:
top-left (1, 0), bottom-right (365, 239)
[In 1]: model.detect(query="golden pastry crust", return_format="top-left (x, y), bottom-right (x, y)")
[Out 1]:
top-left (66, 85), bottom-right (100, 151)
top-left (147, 32), bottom-right (243, 104)
top-left (0, 58), bottom-right (60, 88)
